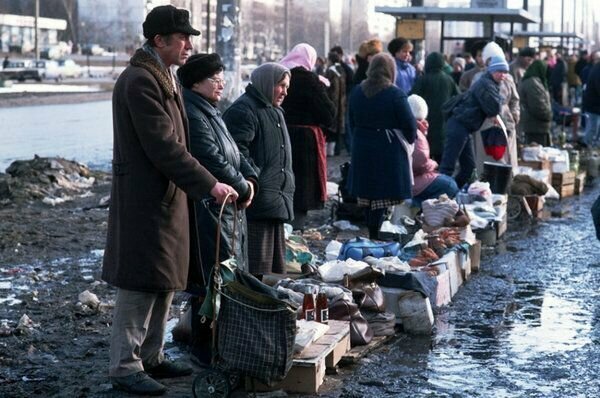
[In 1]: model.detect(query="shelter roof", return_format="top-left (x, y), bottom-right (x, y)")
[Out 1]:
top-left (375, 6), bottom-right (538, 25)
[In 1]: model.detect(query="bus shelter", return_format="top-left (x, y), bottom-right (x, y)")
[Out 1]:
top-left (511, 31), bottom-right (585, 53)
top-left (375, 6), bottom-right (539, 53)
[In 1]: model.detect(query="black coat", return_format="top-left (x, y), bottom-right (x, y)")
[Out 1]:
top-left (282, 67), bottom-right (335, 211)
top-left (583, 63), bottom-right (600, 115)
top-left (183, 88), bottom-right (258, 288)
top-left (282, 67), bottom-right (336, 126)
top-left (223, 84), bottom-right (295, 222)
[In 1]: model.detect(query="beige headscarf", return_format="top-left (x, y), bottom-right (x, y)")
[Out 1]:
top-left (360, 52), bottom-right (397, 98)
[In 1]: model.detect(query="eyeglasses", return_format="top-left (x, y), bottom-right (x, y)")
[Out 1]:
top-left (207, 77), bottom-right (226, 86)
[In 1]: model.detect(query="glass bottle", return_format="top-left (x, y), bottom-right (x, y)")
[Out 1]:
top-left (302, 286), bottom-right (316, 321)
top-left (316, 292), bottom-right (329, 324)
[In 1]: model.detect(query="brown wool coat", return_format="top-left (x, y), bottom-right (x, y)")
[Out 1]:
top-left (102, 49), bottom-right (217, 292)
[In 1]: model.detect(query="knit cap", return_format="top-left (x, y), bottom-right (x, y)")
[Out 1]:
top-left (487, 56), bottom-right (509, 73)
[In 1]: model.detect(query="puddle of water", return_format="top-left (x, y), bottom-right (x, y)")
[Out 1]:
top-left (0, 294), bottom-right (23, 305)
top-left (507, 292), bottom-right (592, 355)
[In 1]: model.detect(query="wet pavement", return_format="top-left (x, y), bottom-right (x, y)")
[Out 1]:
top-left (329, 186), bottom-right (600, 398)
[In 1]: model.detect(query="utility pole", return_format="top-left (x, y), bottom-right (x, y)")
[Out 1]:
top-left (34, 0), bottom-right (40, 60)
top-left (216, 0), bottom-right (240, 108)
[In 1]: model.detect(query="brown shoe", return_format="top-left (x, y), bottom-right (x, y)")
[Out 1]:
top-left (111, 371), bottom-right (167, 396)
top-left (146, 359), bottom-right (193, 379)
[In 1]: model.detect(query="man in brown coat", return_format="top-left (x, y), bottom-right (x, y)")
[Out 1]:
top-left (102, 5), bottom-right (237, 396)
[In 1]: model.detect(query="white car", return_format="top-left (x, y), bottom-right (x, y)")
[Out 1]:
top-left (34, 60), bottom-right (61, 81)
top-left (57, 59), bottom-right (83, 79)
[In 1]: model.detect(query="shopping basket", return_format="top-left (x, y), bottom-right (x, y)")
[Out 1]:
top-left (192, 195), bottom-right (298, 397)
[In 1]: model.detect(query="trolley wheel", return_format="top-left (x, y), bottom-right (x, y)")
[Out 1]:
top-left (507, 196), bottom-right (523, 220)
top-left (192, 368), bottom-right (231, 398)
top-left (227, 371), bottom-right (240, 390)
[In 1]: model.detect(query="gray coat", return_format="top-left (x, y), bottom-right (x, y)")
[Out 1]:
top-left (519, 76), bottom-right (552, 134)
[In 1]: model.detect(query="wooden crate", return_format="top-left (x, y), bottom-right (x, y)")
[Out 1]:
top-left (252, 320), bottom-right (350, 394)
top-left (556, 184), bottom-right (575, 198)
top-left (524, 195), bottom-right (544, 218)
top-left (552, 171), bottom-right (576, 199)
top-left (520, 159), bottom-right (551, 171)
top-left (574, 171), bottom-right (586, 195)
top-left (552, 171), bottom-right (576, 186)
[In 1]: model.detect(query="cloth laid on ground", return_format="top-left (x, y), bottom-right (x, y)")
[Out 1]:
top-left (421, 194), bottom-right (459, 227)
top-left (318, 258), bottom-right (370, 282)
top-left (285, 234), bottom-right (314, 271)
top-left (509, 174), bottom-right (550, 196)
top-left (377, 271), bottom-right (437, 299)
top-left (294, 320), bottom-right (330, 353)
top-left (362, 311), bottom-right (396, 336)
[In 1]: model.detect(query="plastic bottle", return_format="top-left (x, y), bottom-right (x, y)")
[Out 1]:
top-left (302, 286), bottom-right (316, 321)
top-left (316, 292), bottom-right (329, 324)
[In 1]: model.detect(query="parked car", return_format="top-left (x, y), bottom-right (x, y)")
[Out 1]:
top-left (33, 60), bottom-right (61, 81)
top-left (81, 44), bottom-right (105, 56)
top-left (56, 59), bottom-right (83, 78)
top-left (0, 59), bottom-right (41, 82)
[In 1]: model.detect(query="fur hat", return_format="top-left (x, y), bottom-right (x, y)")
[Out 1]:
top-left (453, 56), bottom-right (466, 69)
top-left (407, 94), bottom-right (428, 120)
top-left (143, 5), bottom-right (200, 39)
top-left (177, 53), bottom-right (224, 88)
top-left (358, 39), bottom-right (383, 59)
top-left (482, 42), bottom-right (505, 63)
top-left (518, 47), bottom-right (536, 58)
top-left (487, 55), bottom-right (509, 73)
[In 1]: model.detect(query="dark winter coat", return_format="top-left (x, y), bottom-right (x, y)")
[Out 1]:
top-left (583, 63), bottom-right (600, 115)
top-left (519, 76), bottom-right (552, 134)
top-left (451, 72), bottom-right (504, 132)
top-left (411, 52), bottom-right (459, 160)
top-left (223, 84), bottom-right (295, 222)
top-left (102, 49), bottom-right (217, 293)
top-left (348, 85), bottom-right (417, 200)
top-left (282, 67), bottom-right (335, 211)
top-left (182, 88), bottom-right (258, 285)
top-left (325, 63), bottom-right (347, 139)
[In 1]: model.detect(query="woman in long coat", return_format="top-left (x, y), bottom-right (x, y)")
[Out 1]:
top-left (280, 43), bottom-right (336, 230)
top-left (348, 52), bottom-right (417, 238)
top-left (411, 52), bottom-right (459, 162)
top-left (519, 60), bottom-right (553, 146)
top-left (178, 53), bottom-right (257, 285)
top-left (223, 63), bottom-right (295, 278)
top-left (178, 53), bottom-right (258, 364)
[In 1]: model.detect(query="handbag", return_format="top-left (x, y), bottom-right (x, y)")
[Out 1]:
top-left (338, 237), bottom-right (401, 261)
top-left (328, 299), bottom-right (373, 346)
top-left (352, 283), bottom-right (385, 313)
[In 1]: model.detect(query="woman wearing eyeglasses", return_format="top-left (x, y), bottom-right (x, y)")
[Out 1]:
top-left (177, 53), bottom-right (258, 364)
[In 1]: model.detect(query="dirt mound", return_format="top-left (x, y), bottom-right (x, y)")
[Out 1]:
top-left (0, 156), bottom-right (107, 205)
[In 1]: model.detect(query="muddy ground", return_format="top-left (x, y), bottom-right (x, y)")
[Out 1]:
top-left (0, 155), bottom-right (360, 398)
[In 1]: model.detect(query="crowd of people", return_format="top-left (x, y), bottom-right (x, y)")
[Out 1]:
top-left (100, 5), bottom-right (600, 396)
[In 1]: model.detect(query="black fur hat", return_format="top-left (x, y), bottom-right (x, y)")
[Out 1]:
top-left (143, 5), bottom-right (200, 39)
top-left (177, 53), bottom-right (224, 89)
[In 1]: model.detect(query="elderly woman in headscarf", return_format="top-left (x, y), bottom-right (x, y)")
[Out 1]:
top-left (177, 53), bottom-right (258, 364)
top-left (347, 52), bottom-right (417, 238)
top-left (280, 43), bottom-right (336, 231)
top-left (518, 60), bottom-right (553, 146)
top-left (222, 63), bottom-right (295, 279)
